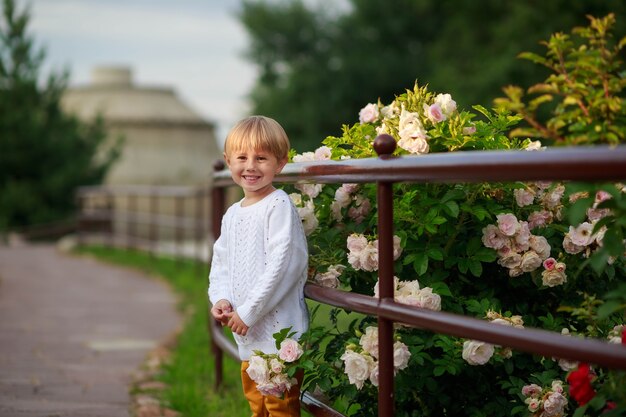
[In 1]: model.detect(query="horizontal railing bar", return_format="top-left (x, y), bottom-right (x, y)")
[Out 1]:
top-left (301, 392), bottom-right (346, 417)
top-left (304, 284), bottom-right (626, 370)
top-left (213, 145), bottom-right (626, 186)
top-left (77, 184), bottom-right (208, 197)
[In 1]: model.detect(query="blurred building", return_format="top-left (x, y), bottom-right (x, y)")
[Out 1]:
top-left (64, 66), bottom-right (221, 256)
top-left (62, 66), bottom-right (219, 186)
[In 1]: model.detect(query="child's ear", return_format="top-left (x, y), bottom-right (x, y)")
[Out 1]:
top-left (276, 157), bottom-right (288, 173)
top-left (223, 152), bottom-right (230, 168)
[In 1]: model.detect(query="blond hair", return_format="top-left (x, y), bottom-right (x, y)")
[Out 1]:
top-left (224, 115), bottom-right (290, 161)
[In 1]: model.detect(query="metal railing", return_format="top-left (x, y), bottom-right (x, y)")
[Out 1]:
top-left (210, 135), bottom-right (626, 417)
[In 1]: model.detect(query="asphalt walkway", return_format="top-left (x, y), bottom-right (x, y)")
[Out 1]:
top-left (0, 243), bottom-right (181, 417)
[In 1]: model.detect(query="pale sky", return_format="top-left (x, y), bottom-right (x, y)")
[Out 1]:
top-left (21, 0), bottom-right (257, 144)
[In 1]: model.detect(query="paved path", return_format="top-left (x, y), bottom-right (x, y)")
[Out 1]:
top-left (0, 244), bottom-right (181, 417)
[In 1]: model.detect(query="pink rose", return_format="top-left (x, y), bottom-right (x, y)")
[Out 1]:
top-left (563, 234), bottom-right (585, 254)
top-left (278, 339), bottom-right (303, 362)
top-left (482, 224), bottom-right (508, 249)
top-left (514, 188), bottom-right (535, 207)
top-left (543, 257), bottom-right (557, 270)
top-left (528, 210), bottom-right (553, 229)
top-left (314, 146), bottom-right (332, 160)
top-left (462, 125), bottom-right (476, 135)
top-left (522, 383), bottom-right (542, 397)
top-left (347, 234), bottom-right (368, 253)
top-left (496, 213), bottom-right (520, 236)
top-left (359, 103), bottom-right (379, 124)
top-left (424, 103), bottom-right (445, 123)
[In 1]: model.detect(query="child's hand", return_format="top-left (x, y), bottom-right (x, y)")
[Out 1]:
top-left (228, 312), bottom-right (249, 336)
top-left (210, 299), bottom-right (233, 326)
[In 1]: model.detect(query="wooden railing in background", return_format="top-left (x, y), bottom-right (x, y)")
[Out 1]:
top-left (76, 184), bottom-right (210, 267)
top-left (211, 135), bottom-right (626, 417)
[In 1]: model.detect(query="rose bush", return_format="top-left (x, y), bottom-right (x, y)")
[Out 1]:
top-left (275, 14), bottom-right (625, 416)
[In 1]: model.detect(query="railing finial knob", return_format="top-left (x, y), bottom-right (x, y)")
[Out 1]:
top-left (373, 134), bottom-right (397, 158)
top-left (213, 159), bottom-right (226, 172)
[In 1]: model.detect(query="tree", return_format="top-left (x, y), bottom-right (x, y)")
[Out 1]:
top-left (0, 0), bottom-right (118, 232)
top-left (239, 0), bottom-right (626, 151)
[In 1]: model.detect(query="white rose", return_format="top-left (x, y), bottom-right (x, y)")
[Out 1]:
top-left (292, 151), bottom-right (315, 163)
top-left (369, 363), bottom-right (379, 387)
top-left (415, 287), bottom-right (441, 311)
top-left (569, 222), bottom-right (595, 246)
top-left (288, 193), bottom-right (302, 206)
top-left (462, 340), bottom-right (495, 365)
top-left (398, 136), bottom-right (429, 155)
top-left (246, 355), bottom-right (270, 383)
top-left (497, 252), bottom-right (522, 269)
top-left (359, 103), bottom-right (379, 124)
top-left (393, 341), bottom-right (411, 370)
top-left (520, 250), bottom-right (542, 272)
top-left (341, 350), bottom-right (375, 390)
top-left (541, 269), bottom-right (567, 287)
top-left (359, 326), bottom-right (379, 358)
top-left (529, 235), bottom-right (551, 259)
top-left (297, 202), bottom-right (319, 236)
top-left (434, 93), bottom-right (457, 116)
top-left (542, 392), bottom-right (567, 416)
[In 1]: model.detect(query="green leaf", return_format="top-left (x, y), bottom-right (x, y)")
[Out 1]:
top-left (413, 253), bottom-right (429, 276)
top-left (468, 260), bottom-right (483, 277)
top-left (596, 300), bottom-right (624, 320)
top-left (566, 197), bottom-right (594, 225)
top-left (442, 200), bottom-right (460, 218)
top-left (427, 247), bottom-right (444, 261)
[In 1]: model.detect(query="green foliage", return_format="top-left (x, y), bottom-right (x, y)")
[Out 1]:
top-left (239, 0), bottom-right (626, 151)
top-left (283, 16), bottom-right (626, 417)
top-left (0, 0), bottom-right (118, 232)
top-left (496, 14), bottom-right (626, 146)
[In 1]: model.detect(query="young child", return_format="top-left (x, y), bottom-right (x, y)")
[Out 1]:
top-left (208, 115), bottom-right (309, 416)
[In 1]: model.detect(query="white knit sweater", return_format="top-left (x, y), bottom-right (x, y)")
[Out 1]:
top-left (208, 189), bottom-right (309, 360)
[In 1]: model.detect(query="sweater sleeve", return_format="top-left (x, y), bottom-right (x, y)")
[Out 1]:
top-left (236, 196), bottom-right (307, 327)
top-left (208, 210), bottom-right (231, 305)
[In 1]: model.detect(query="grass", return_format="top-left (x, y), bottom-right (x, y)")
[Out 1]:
top-left (75, 245), bottom-right (250, 417)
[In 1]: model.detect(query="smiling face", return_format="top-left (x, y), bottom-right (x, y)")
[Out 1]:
top-left (223, 116), bottom-right (291, 206)
top-left (225, 147), bottom-right (287, 206)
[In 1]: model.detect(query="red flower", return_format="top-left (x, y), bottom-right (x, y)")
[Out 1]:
top-left (567, 362), bottom-right (596, 406)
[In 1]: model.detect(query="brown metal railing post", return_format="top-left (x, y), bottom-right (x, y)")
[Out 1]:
top-left (211, 160), bottom-right (226, 388)
top-left (373, 134), bottom-right (397, 417)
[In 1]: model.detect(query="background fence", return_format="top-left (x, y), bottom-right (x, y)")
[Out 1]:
top-left (211, 135), bottom-right (626, 417)
top-left (76, 184), bottom-right (212, 266)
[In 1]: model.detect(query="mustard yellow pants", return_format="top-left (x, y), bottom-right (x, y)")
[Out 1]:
top-left (241, 361), bottom-right (302, 417)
